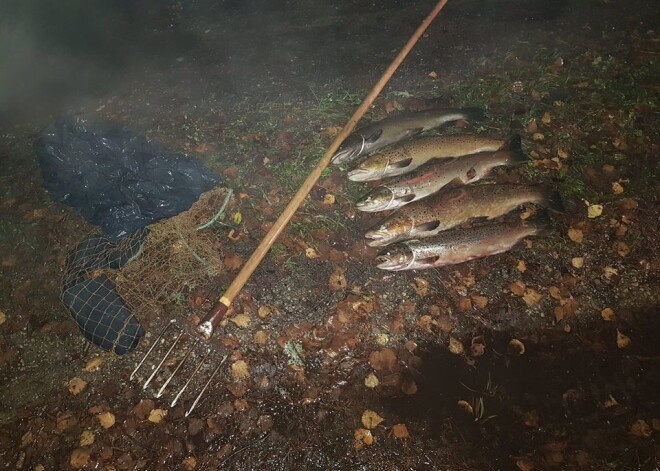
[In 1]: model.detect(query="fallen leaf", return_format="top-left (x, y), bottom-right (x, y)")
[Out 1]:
top-left (224, 254), bottom-right (243, 270)
top-left (231, 360), bottom-right (250, 381)
top-left (629, 419), bottom-right (652, 438)
top-left (616, 330), bottom-right (631, 349)
top-left (601, 308), bottom-right (615, 321)
top-left (56, 412), bottom-right (77, 432)
top-left (258, 305), bottom-right (278, 319)
top-left (532, 132), bottom-right (545, 141)
top-left (548, 286), bottom-right (561, 300)
top-left (182, 456), bottom-right (197, 470)
top-left (97, 411), bottom-right (115, 429)
top-left (615, 241), bottom-right (630, 257)
top-left (412, 277), bottom-right (430, 297)
top-left (612, 182), bottom-right (624, 194)
top-left (541, 112), bottom-right (552, 125)
top-left (587, 204), bottom-right (603, 218)
top-left (510, 281), bottom-right (526, 296)
top-left (20, 431), bottom-right (32, 447)
top-left (557, 148), bottom-right (569, 159)
top-left (526, 119), bottom-right (538, 133)
top-left (230, 314), bottom-right (251, 328)
top-left (517, 260), bottom-right (527, 272)
top-left (354, 428), bottom-right (374, 447)
top-left (392, 423), bottom-right (410, 439)
top-left (567, 228), bottom-right (583, 243)
top-left (79, 430), bottom-right (95, 447)
top-left (457, 400), bottom-right (473, 415)
top-left (401, 379), bottom-right (418, 395)
top-left (427, 71), bottom-right (438, 78)
top-left (448, 337), bottom-right (464, 355)
top-left (471, 295), bottom-right (488, 309)
top-left (368, 348), bottom-right (397, 371)
top-left (68, 377), bottom-right (87, 395)
top-left (457, 297), bottom-right (472, 312)
top-left (323, 194), bottom-right (336, 205)
top-left (70, 449), bottom-right (90, 469)
top-left (515, 457), bottom-right (535, 471)
top-left (571, 257), bottom-right (584, 268)
top-left (603, 266), bottom-right (618, 280)
top-left (361, 410), bottom-right (384, 429)
top-left (134, 399), bottom-right (154, 420)
top-left (83, 357), bottom-right (103, 372)
top-left (522, 289), bottom-right (542, 306)
top-left (254, 330), bottom-right (268, 345)
top-left (321, 126), bottom-right (342, 138)
top-left (328, 266), bottom-right (347, 291)
top-left (0, 311), bottom-right (5, 326)
top-left (305, 247), bottom-right (319, 259)
top-left (508, 339), bottom-right (526, 355)
top-left (603, 395), bottom-right (619, 408)
top-left (364, 373), bottom-right (379, 388)
top-left (148, 409), bottom-right (168, 424)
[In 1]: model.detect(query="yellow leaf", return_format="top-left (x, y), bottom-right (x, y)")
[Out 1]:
top-left (364, 373), bottom-right (379, 388)
top-left (522, 289), bottom-right (542, 306)
top-left (0, 310), bottom-right (6, 326)
top-left (567, 228), bottom-right (583, 243)
top-left (233, 212), bottom-right (242, 224)
top-left (305, 247), bottom-right (319, 259)
top-left (587, 204), bottom-right (603, 219)
top-left (83, 357), bottom-right (103, 372)
top-left (392, 423), bottom-right (410, 439)
top-left (516, 260), bottom-right (527, 272)
top-left (97, 411), bottom-right (115, 429)
top-left (427, 71), bottom-right (438, 78)
top-left (79, 430), bottom-right (95, 447)
top-left (457, 400), bottom-right (473, 415)
top-left (148, 409), bottom-right (167, 424)
top-left (571, 257), bottom-right (584, 268)
top-left (541, 112), bottom-right (552, 124)
top-left (230, 314), bottom-right (251, 328)
top-left (323, 194), bottom-right (336, 205)
top-left (361, 410), bottom-right (384, 429)
top-left (508, 339), bottom-right (526, 355)
top-left (70, 449), bottom-right (90, 469)
top-left (448, 336), bottom-right (464, 355)
top-left (616, 330), bottom-right (631, 349)
top-left (231, 360), bottom-right (250, 381)
top-left (601, 308), bottom-right (615, 321)
top-left (612, 182), bottom-right (624, 194)
top-left (68, 377), bottom-right (87, 395)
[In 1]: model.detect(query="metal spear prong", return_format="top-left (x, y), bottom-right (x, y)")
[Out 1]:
top-left (130, 318), bottom-right (176, 381)
top-left (185, 355), bottom-right (227, 417)
top-left (155, 338), bottom-right (199, 398)
top-left (170, 348), bottom-right (213, 408)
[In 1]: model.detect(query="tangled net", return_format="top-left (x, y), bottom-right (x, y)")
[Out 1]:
top-left (61, 187), bottom-right (236, 354)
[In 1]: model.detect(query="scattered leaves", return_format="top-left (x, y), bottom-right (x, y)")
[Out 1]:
top-left (231, 360), bottom-right (250, 381)
top-left (522, 289), bottom-right (542, 306)
top-left (230, 314), bottom-right (251, 328)
top-left (516, 260), bottom-right (527, 272)
top-left (368, 348), bottom-right (397, 371)
top-left (457, 400), bottom-right (473, 415)
top-left (616, 330), bottom-right (631, 349)
top-left (457, 297), bottom-right (472, 312)
top-left (70, 449), bottom-right (90, 469)
top-left (328, 266), bottom-right (347, 291)
top-left (515, 457), bottom-right (535, 471)
top-left (354, 428), bottom-right (374, 449)
top-left (148, 409), bottom-right (168, 424)
top-left (392, 423), bottom-right (410, 439)
top-left (364, 373), bottom-right (379, 388)
top-left (471, 295), bottom-right (488, 309)
top-left (510, 281), bottom-right (526, 296)
top-left (508, 339), bottom-right (526, 355)
top-left (79, 430), bottom-right (95, 447)
top-left (412, 277), bottom-right (430, 297)
top-left (305, 247), bottom-right (319, 259)
top-left (587, 204), bottom-right (603, 219)
top-left (97, 411), bottom-right (115, 429)
top-left (361, 410), bottom-right (384, 429)
top-left (615, 241), bottom-right (630, 257)
top-left (323, 194), bottom-right (336, 205)
top-left (448, 337), bottom-right (464, 355)
top-left (541, 112), bottom-right (552, 125)
top-left (83, 357), bottom-right (103, 372)
top-left (182, 456), bottom-right (198, 470)
top-left (68, 377), bottom-right (87, 395)
top-left (601, 308), bottom-right (615, 321)
top-left (134, 399), bottom-right (154, 420)
top-left (567, 228), bottom-right (583, 243)
top-left (571, 257), bottom-right (584, 268)
top-left (629, 419), bottom-right (652, 438)
top-left (0, 310), bottom-right (5, 326)
top-left (612, 182), bottom-right (624, 194)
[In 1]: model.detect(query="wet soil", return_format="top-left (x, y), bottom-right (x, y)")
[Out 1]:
top-left (1, 0), bottom-right (659, 470)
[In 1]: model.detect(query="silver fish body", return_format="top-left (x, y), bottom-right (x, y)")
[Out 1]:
top-left (375, 218), bottom-right (547, 271)
top-left (355, 136), bottom-right (525, 213)
top-left (365, 183), bottom-right (562, 247)
top-left (331, 108), bottom-right (485, 165)
top-left (347, 135), bottom-right (504, 182)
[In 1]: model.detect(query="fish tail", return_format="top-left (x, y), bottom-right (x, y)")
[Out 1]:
top-left (542, 189), bottom-right (565, 213)
top-left (527, 209), bottom-right (553, 236)
top-left (500, 134), bottom-right (527, 163)
top-left (462, 107), bottom-right (487, 122)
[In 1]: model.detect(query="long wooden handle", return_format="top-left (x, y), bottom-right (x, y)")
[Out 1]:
top-left (197, 0), bottom-right (450, 339)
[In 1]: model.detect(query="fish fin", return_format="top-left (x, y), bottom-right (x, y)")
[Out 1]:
top-left (462, 107), bottom-right (487, 122)
top-left (418, 255), bottom-right (441, 266)
top-left (445, 176), bottom-right (464, 188)
top-left (407, 127), bottom-right (425, 138)
top-left (390, 157), bottom-right (413, 169)
top-left (543, 189), bottom-right (565, 213)
top-left (471, 216), bottom-right (491, 223)
top-left (365, 129), bottom-right (383, 143)
top-left (416, 220), bottom-right (441, 232)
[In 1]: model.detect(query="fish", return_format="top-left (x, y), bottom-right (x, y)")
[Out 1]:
top-left (375, 217), bottom-right (549, 271)
top-left (365, 183), bottom-right (563, 247)
top-left (355, 135), bottom-right (525, 213)
top-left (330, 107), bottom-right (486, 165)
top-left (347, 135), bottom-right (505, 182)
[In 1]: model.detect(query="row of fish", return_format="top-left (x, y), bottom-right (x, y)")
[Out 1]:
top-left (331, 107), bottom-right (558, 271)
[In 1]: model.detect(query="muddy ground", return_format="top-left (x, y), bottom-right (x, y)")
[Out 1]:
top-left (0, 0), bottom-right (659, 470)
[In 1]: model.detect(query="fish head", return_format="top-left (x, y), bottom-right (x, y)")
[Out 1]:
top-left (364, 215), bottom-right (415, 247)
top-left (355, 187), bottom-right (397, 212)
top-left (331, 134), bottom-right (365, 165)
top-left (375, 245), bottom-right (415, 271)
top-left (347, 155), bottom-right (389, 182)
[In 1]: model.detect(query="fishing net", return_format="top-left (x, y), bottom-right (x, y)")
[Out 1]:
top-left (61, 187), bottom-right (236, 355)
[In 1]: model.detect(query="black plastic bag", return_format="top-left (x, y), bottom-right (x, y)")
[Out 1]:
top-left (36, 115), bottom-right (217, 239)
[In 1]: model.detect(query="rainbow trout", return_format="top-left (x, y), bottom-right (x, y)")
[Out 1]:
top-left (365, 183), bottom-right (563, 247)
top-left (375, 218), bottom-right (548, 271)
top-left (355, 136), bottom-right (525, 213)
top-left (348, 135), bottom-right (505, 182)
top-left (330, 108), bottom-right (485, 165)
